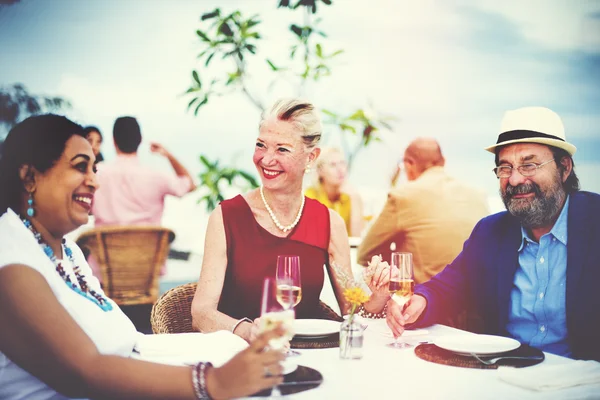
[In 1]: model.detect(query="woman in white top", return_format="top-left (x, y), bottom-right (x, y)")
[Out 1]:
top-left (0, 114), bottom-right (285, 399)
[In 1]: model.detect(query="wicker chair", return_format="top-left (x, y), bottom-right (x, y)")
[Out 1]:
top-left (76, 226), bottom-right (174, 307)
top-left (150, 282), bottom-right (343, 334)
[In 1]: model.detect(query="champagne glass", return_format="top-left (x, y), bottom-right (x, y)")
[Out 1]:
top-left (387, 252), bottom-right (415, 349)
top-left (259, 277), bottom-right (295, 397)
top-left (276, 255), bottom-right (302, 310)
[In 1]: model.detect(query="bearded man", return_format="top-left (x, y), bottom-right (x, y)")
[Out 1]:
top-left (383, 106), bottom-right (600, 361)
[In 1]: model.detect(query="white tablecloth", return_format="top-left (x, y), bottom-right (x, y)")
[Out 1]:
top-left (132, 322), bottom-right (600, 399)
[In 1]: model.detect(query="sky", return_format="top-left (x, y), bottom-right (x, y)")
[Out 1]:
top-left (1, 0), bottom-right (599, 222)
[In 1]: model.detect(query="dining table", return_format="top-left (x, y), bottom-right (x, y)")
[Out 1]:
top-left (283, 320), bottom-right (599, 399)
top-left (132, 319), bottom-right (600, 399)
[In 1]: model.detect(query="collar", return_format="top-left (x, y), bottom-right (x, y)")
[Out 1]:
top-left (518, 195), bottom-right (569, 251)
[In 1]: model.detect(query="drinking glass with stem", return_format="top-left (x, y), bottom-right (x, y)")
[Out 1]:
top-left (387, 252), bottom-right (415, 349)
top-left (275, 255), bottom-right (302, 357)
top-left (259, 277), bottom-right (295, 397)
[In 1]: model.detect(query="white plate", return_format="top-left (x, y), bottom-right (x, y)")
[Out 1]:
top-left (282, 361), bottom-right (298, 375)
top-left (433, 334), bottom-right (521, 356)
top-left (293, 319), bottom-right (340, 338)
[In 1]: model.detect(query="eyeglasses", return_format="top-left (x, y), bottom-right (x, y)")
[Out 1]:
top-left (493, 159), bottom-right (555, 179)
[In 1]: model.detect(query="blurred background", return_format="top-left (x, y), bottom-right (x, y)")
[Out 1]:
top-left (1, 0), bottom-right (599, 272)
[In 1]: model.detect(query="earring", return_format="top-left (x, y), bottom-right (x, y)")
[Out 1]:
top-left (305, 165), bottom-right (311, 174)
top-left (27, 192), bottom-right (35, 217)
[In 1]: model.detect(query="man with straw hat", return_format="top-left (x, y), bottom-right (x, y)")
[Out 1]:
top-left (383, 106), bottom-right (600, 361)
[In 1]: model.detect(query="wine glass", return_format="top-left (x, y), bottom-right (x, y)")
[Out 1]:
top-left (276, 255), bottom-right (302, 310)
top-left (387, 252), bottom-right (415, 349)
top-left (259, 277), bottom-right (295, 397)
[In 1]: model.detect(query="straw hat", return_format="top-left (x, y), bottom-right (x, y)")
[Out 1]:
top-left (485, 106), bottom-right (576, 156)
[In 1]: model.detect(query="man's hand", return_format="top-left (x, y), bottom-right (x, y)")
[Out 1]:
top-left (386, 294), bottom-right (427, 338)
top-left (150, 142), bottom-right (169, 157)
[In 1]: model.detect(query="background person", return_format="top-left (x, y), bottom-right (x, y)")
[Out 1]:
top-left (191, 98), bottom-right (390, 343)
top-left (357, 137), bottom-right (489, 283)
top-left (0, 114), bottom-right (286, 399)
top-left (92, 116), bottom-right (196, 228)
top-left (305, 146), bottom-right (364, 237)
top-left (385, 107), bottom-right (600, 361)
top-left (84, 125), bottom-right (104, 164)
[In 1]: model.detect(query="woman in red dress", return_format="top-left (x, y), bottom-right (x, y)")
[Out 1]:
top-left (191, 98), bottom-right (390, 342)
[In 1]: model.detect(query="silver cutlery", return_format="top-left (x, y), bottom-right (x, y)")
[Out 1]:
top-left (279, 380), bottom-right (322, 386)
top-left (470, 353), bottom-right (544, 365)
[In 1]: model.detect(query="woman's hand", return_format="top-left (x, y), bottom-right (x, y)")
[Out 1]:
top-left (363, 255), bottom-right (391, 299)
top-left (206, 327), bottom-right (286, 399)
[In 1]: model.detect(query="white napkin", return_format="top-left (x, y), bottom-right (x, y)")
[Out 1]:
top-left (132, 331), bottom-right (248, 367)
top-left (498, 360), bottom-right (600, 391)
top-left (365, 319), bottom-right (429, 337)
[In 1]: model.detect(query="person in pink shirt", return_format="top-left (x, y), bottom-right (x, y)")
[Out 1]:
top-left (90, 117), bottom-right (196, 332)
top-left (92, 116), bottom-right (196, 227)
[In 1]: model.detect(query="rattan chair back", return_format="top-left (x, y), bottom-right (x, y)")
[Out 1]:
top-left (77, 226), bottom-right (173, 306)
top-left (150, 282), bottom-right (343, 335)
top-left (151, 282), bottom-right (197, 334)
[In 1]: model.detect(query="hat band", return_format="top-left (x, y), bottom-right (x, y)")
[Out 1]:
top-left (497, 130), bottom-right (565, 145)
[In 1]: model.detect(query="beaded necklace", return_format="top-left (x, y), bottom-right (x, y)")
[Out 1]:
top-left (22, 218), bottom-right (113, 311)
top-left (260, 186), bottom-right (305, 233)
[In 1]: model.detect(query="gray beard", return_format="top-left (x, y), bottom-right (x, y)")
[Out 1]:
top-left (501, 178), bottom-right (566, 229)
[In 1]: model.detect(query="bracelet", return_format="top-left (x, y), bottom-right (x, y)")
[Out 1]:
top-left (231, 317), bottom-right (253, 334)
top-left (192, 362), bottom-right (213, 399)
top-left (357, 302), bottom-right (388, 319)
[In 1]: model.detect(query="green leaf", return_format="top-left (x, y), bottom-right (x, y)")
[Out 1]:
top-left (247, 18), bottom-right (261, 29)
top-left (339, 123), bottom-right (356, 133)
top-left (205, 52), bottom-right (215, 66)
top-left (290, 24), bottom-right (303, 37)
top-left (201, 9), bottom-right (220, 21)
top-left (187, 97), bottom-right (198, 109)
top-left (321, 0), bottom-right (332, 5)
top-left (192, 70), bottom-right (201, 85)
top-left (196, 30), bottom-right (210, 42)
top-left (219, 22), bottom-right (234, 37)
top-left (330, 49), bottom-right (344, 57)
top-left (321, 109), bottom-right (337, 117)
top-left (266, 59), bottom-right (279, 71)
top-left (245, 44), bottom-right (256, 54)
top-left (315, 43), bottom-right (323, 57)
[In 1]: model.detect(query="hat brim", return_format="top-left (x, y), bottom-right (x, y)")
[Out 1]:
top-left (485, 137), bottom-right (576, 156)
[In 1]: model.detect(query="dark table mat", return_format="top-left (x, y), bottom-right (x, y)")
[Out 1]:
top-left (290, 332), bottom-right (339, 349)
top-left (415, 343), bottom-right (545, 369)
top-left (252, 365), bottom-right (323, 397)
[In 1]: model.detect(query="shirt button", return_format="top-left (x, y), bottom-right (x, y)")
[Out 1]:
top-left (540, 257), bottom-right (545, 263)
top-left (539, 292), bottom-right (544, 299)
top-left (540, 325), bottom-right (546, 332)
top-left (552, 238), bottom-right (556, 241)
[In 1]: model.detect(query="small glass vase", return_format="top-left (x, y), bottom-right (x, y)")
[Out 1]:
top-left (339, 316), bottom-right (364, 359)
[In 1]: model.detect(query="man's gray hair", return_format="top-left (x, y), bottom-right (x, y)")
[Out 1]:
top-left (259, 98), bottom-right (322, 149)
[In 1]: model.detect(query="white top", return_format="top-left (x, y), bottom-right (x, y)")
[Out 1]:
top-left (0, 209), bottom-right (139, 400)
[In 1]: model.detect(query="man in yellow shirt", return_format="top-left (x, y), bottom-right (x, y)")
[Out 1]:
top-left (357, 138), bottom-right (489, 283)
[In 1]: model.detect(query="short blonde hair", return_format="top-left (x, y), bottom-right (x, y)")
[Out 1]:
top-left (316, 146), bottom-right (344, 170)
top-left (259, 98), bottom-right (322, 149)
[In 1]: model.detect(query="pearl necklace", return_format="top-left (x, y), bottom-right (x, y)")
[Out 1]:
top-left (22, 218), bottom-right (113, 311)
top-left (260, 186), bottom-right (305, 233)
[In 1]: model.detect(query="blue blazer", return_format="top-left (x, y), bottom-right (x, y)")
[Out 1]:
top-left (414, 191), bottom-right (600, 361)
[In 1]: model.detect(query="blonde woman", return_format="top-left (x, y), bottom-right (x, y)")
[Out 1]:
top-left (305, 147), bottom-right (364, 237)
top-left (191, 99), bottom-right (389, 343)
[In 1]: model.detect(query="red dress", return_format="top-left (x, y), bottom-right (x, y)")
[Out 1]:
top-left (218, 195), bottom-right (330, 320)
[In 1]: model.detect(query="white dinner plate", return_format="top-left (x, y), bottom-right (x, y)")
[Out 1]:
top-left (433, 334), bottom-right (521, 356)
top-left (282, 361), bottom-right (298, 375)
top-left (293, 319), bottom-right (340, 338)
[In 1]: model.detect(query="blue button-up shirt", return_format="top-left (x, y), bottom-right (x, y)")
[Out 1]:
top-left (506, 196), bottom-right (571, 357)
